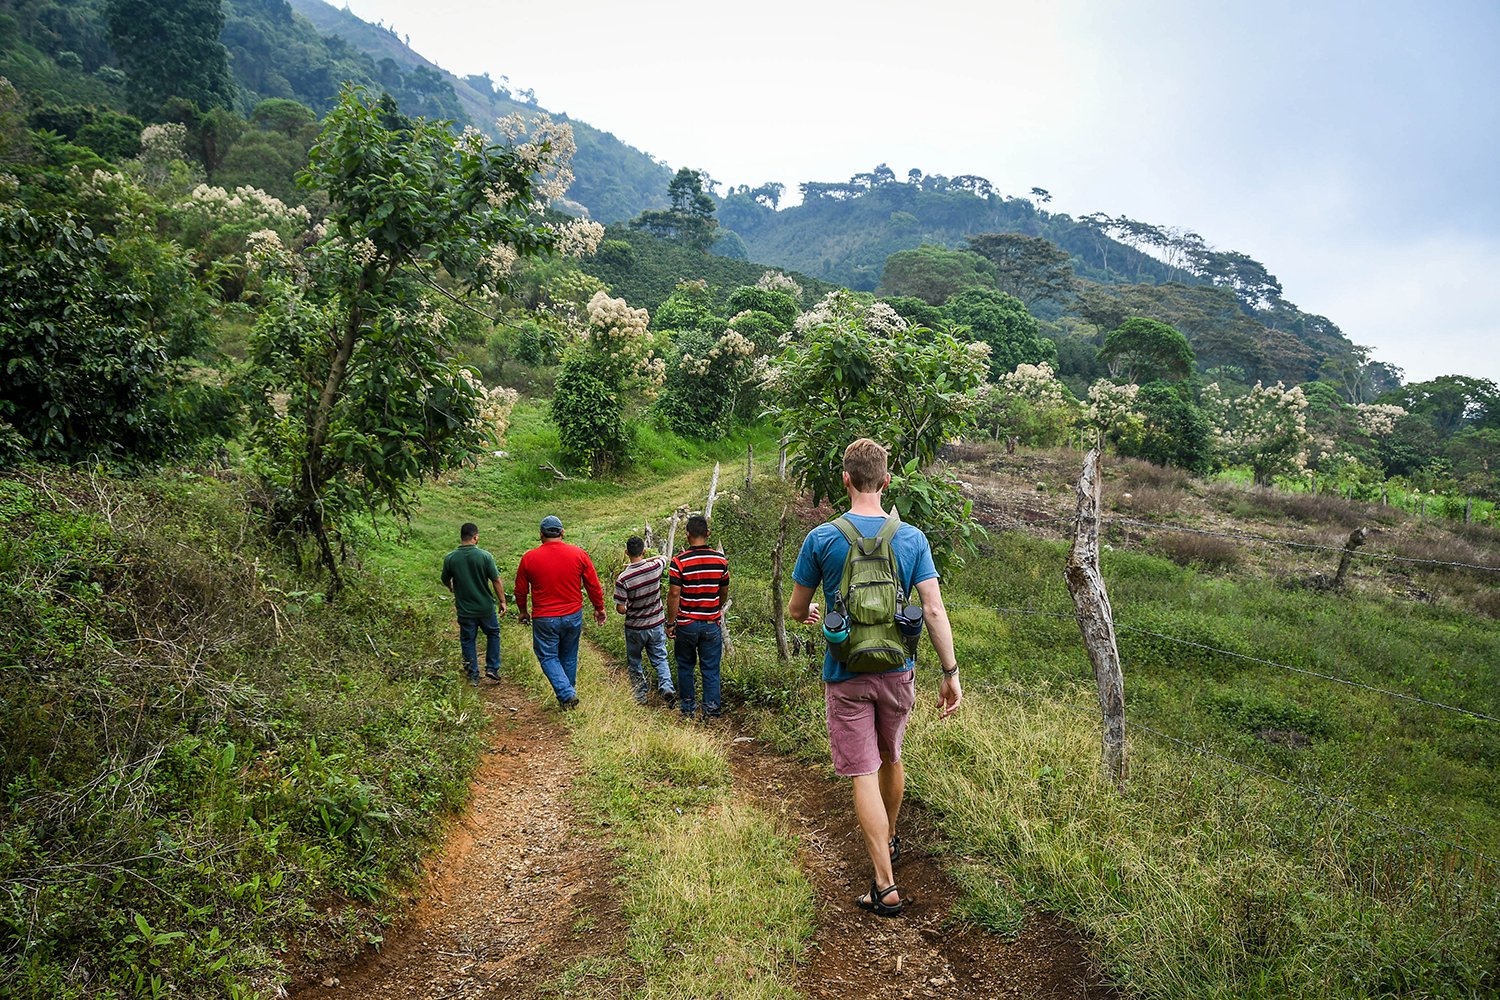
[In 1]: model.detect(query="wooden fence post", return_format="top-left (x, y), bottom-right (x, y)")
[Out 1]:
top-left (705, 462), bottom-right (721, 520)
top-left (745, 443), bottom-right (754, 489)
top-left (1063, 448), bottom-right (1128, 791)
top-left (770, 504), bottom-right (791, 661)
top-left (778, 445), bottom-right (788, 480)
top-left (1333, 526), bottom-right (1367, 589)
top-left (1465, 497), bottom-right (1473, 524)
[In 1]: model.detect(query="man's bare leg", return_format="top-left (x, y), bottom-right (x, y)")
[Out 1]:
top-left (852, 772), bottom-right (898, 903)
top-left (879, 758), bottom-right (904, 838)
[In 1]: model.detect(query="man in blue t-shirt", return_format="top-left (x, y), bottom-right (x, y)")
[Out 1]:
top-left (788, 438), bottom-right (962, 918)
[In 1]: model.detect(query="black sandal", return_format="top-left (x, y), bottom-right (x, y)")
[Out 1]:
top-left (888, 835), bottom-right (903, 866)
top-left (856, 880), bottom-right (909, 917)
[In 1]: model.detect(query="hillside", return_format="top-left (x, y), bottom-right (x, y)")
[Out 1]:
top-left (722, 171), bottom-right (1368, 384)
top-left (279, 0), bottom-right (670, 222)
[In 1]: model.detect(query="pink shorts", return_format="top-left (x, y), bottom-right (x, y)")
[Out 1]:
top-left (824, 670), bottom-right (917, 777)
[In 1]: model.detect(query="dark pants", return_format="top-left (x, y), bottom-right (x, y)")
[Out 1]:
top-left (458, 610), bottom-right (501, 682)
top-left (674, 619), bottom-right (723, 717)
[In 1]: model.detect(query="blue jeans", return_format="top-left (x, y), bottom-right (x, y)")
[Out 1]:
top-left (458, 610), bottom-right (501, 682)
top-left (625, 625), bottom-right (674, 702)
top-left (674, 619), bottom-right (723, 717)
top-left (532, 610), bottom-right (583, 703)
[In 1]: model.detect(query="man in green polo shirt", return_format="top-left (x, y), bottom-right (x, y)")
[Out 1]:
top-left (441, 522), bottom-right (508, 684)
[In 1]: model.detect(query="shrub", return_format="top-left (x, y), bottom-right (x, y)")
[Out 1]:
top-left (1155, 531), bottom-right (1241, 570)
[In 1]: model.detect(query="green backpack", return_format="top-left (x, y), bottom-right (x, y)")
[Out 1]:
top-left (829, 513), bottom-right (914, 672)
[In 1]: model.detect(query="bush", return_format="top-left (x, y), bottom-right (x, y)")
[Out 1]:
top-left (552, 348), bottom-right (630, 472)
top-left (1155, 531), bottom-right (1241, 570)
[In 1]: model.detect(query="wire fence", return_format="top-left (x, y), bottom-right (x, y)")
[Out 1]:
top-left (977, 506), bottom-right (1500, 573)
top-left (943, 600), bottom-right (1500, 724)
top-left (944, 591), bottom-right (1498, 866)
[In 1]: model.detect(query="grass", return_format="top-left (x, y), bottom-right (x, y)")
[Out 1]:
top-left (0, 470), bottom-right (486, 999)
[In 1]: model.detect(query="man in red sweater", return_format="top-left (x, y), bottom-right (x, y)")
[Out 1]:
top-left (514, 515), bottom-right (607, 709)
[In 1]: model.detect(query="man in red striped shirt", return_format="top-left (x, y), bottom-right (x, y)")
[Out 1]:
top-left (514, 515), bottom-right (606, 709)
top-left (666, 514), bottom-right (730, 719)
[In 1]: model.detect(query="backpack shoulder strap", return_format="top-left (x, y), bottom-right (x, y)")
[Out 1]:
top-left (875, 511), bottom-right (901, 544)
top-left (831, 515), bottom-right (861, 545)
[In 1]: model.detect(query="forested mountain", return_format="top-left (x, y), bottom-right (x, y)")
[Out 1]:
top-left (0, 0), bottom-right (670, 220)
top-left (721, 169), bottom-right (1378, 387)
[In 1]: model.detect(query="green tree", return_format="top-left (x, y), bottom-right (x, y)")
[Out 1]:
top-left (106, 0), bottom-right (237, 116)
top-left (1381, 375), bottom-right (1499, 437)
top-left (878, 244), bottom-right (994, 304)
top-left (965, 232), bottom-right (1076, 309)
top-left (941, 288), bottom-right (1055, 378)
top-left (1098, 317), bottom-right (1196, 384)
top-left (762, 292), bottom-right (988, 567)
top-left (630, 166), bottom-right (718, 251)
top-left (1116, 381), bottom-right (1212, 474)
top-left (0, 203), bottom-right (223, 463)
top-left (246, 89), bottom-right (589, 587)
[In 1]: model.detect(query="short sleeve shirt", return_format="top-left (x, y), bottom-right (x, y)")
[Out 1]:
top-left (668, 546), bottom-right (730, 622)
top-left (792, 513), bottom-right (938, 683)
top-left (442, 544), bottom-right (500, 618)
top-left (614, 555), bottom-right (667, 629)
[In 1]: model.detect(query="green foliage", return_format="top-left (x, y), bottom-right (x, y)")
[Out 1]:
top-left (657, 327), bottom-right (757, 438)
top-left (579, 225), bottom-right (833, 314)
top-left (965, 231), bottom-right (1076, 309)
top-left (0, 471), bottom-right (484, 998)
top-left (652, 278), bottom-right (724, 333)
top-left (0, 201), bottom-right (228, 464)
top-left (244, 87), bottom-right (570, 584)
top-left (941, 287), bottom-right (1056, 378)
top-left (878, 243), bottom-right (993, 303)
top-left (725, 285), bottom-right (798, 328)
top-left (105, 0), bottom-right (236, 116)
top-left (629, 166), bottom-right (718, 251)
top-left (762, 291), bottom-right (987, 561)
top-left (877, 294), bottom-right (943, 329)
top-left (1099, 316), bottom-right (1196, 384)
top-left (552, 347), bottom-right (630, 472)
top-left (1116, 381), bottom-right (1213, 474)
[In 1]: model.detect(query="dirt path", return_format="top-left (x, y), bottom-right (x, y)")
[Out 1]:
top-left (291, 678), bottom-right (623, 1000)
top-left (727, 735), bottom-right (1118, 1000)
top-left (291, 659), bottom-right (1116, 1000)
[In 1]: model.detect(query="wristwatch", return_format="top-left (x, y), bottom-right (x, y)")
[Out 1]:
top-left (941, 664), bottom-right (959, 677)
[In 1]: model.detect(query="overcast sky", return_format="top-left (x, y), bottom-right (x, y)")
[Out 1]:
top-left (339, 0), bottom-right (1499, 385)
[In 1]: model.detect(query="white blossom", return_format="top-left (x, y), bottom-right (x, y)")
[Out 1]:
top-left (755, 270), bottom-right (803, 301)
top-left (1353, 402), bottom-right (1407, 437)
top-left (554, 217), bottom-right (604, 258)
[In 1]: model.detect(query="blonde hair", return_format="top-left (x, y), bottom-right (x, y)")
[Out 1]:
top-left (842, 438), bottom-right (889, 493)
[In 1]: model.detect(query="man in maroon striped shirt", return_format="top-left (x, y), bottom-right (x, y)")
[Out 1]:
top-left (666, 514), bottom-right (730, 719)
top-left (613, 536), bottom-right (675, 705)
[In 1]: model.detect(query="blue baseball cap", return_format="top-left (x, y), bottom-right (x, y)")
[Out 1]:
top-left (540, 515), bottom-right (564, 536)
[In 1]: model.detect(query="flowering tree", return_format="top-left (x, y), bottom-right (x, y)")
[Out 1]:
top-left (658, 326), bottom-right (757, 436)
top-left (1203, 381), bottom-right (1311, 486)
top-left (246, 89), bottom-right (594, 587)
top-left (762, 291), bottom-right (988, 567)
top-left (1083, 379), bottom-right (1142, 444)
top-left (975, 362), bottom-right (1079, 446)
top-left (552, 290), bottom-right (664, 471)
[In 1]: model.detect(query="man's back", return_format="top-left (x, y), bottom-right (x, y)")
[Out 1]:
top-left (615, 555), bottom-right (667, 629)
top-left (443, 545), bottom-right (500, 618)
top-left (517, 541), bottom-right (604, 618)
top-left (792, 513), bottom-right (937, 682)
top-left (669, 545), bottom-right (729, 621)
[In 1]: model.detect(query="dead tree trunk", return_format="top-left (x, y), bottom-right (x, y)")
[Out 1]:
top-left (665, 506), bottom-right (686, 558)
top-left (1332, 526), bottom-right (1367, 589)
top-left (1063, 448), bottom-right (1128, 791)
top-left (778, 445), bottom-right (788, 480)
top-left (771, 504), bottom-right (791, 661)
top-left (719, 598), bottom-right (734, 656)
top-left (704, 462), bottom-right (721, 520)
